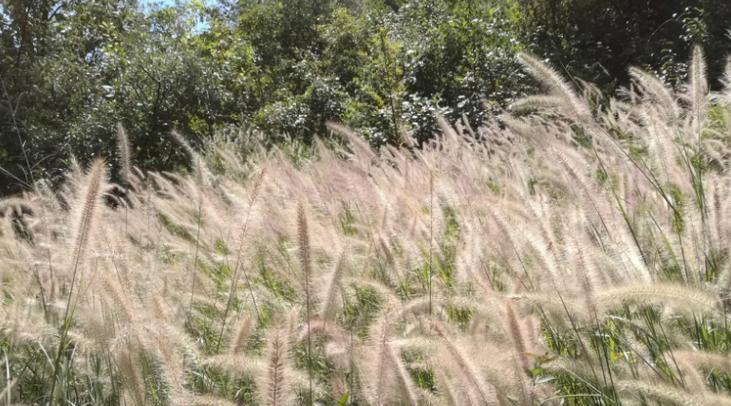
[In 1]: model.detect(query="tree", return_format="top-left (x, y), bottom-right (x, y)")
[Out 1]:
top-left (520, 0), bottom-right (731, 89)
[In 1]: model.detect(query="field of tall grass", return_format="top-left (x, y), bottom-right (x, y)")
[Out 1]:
top-left (0, 48), bottom-right (730, 405)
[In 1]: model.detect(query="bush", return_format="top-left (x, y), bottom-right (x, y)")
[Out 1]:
top-left (520, 0), bottom-right (731, 89)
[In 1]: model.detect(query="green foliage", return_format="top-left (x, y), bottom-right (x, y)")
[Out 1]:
top-left (520, 0), bottom-right (731, 89)
top-left (0, 0), bottom-right (530, 192)
top-left (3, 0), bottom-right (731, 196)
top-left (0, 0), bottom-right (234, 192)
top-left (187, 365), bottom-right (256, 403)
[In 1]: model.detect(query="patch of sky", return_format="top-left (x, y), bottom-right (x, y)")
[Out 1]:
top-left (138, 0), bottom-right (219, 33)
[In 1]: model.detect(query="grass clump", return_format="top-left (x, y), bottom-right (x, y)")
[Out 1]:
top-left (0, 47), bottom-right (730, 405)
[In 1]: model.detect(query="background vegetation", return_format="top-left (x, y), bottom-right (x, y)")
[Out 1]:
top-left (2, 0), bottom-right (731, 194)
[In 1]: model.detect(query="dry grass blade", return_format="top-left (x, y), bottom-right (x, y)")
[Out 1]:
top-left (66, 159), bottom-right (106, 280)
top-left (230, 317), bottom-right (256, 354)
top-left (319, 249), bottom-right (347, 321)
top-left (516, 52), bottom-right (590, 119)
top-left (260, 329), bottom-right (291, 406)
top-left (297, 202), bottom-right (314, 404)
top-left (116, 123), bottom-right (132, 185)
top-left (432, 322), bottom-right (495, 404)
top-left (595, 283), bottom-right (720, 315)
top-left (326, 121), bottom-right (376, 160)
top-left (689, 46), bottom-right (708, 121)
top-left (628, 67), bottom-right (678, 120)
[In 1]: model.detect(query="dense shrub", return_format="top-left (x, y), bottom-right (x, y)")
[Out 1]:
top-left (0, 1), bottom-right (237, 193)
top-left (2, 0), bottom-right (731, 195)
top-left (520, 0), bottom-right (731, 88)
